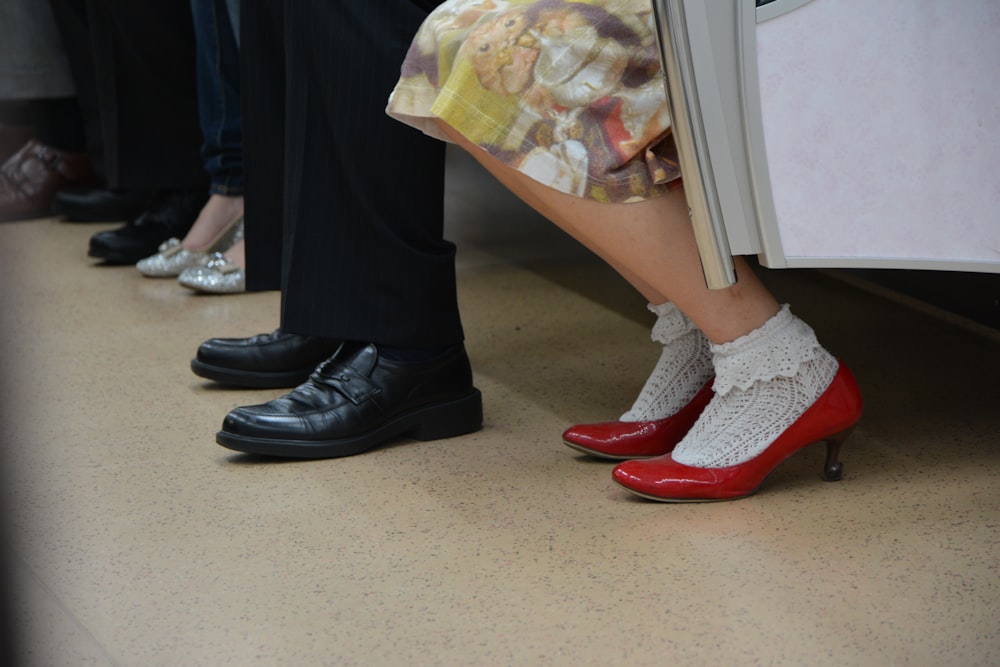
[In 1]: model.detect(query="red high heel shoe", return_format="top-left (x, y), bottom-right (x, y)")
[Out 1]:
top-left (612, 362), bottom-right (863, 502)
top-left (562, 380), bottom-right (714, 460)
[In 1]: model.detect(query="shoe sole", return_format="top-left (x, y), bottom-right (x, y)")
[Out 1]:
top-left (612, 478), bottom-right (746, 503)
top-left (561, 440), bottom-right (651, 461)
top-left (190, 358), bottom-right (313, 389)
top-left (87, 247), bottom-right (148, 265)
top-left (215, 389), bottom-right (484, 459)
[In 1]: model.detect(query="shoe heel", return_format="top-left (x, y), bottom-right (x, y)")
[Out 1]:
top-left (410, 390), bottom-right (483, 441)
top-left (821, 426), bottom-right (855, 482)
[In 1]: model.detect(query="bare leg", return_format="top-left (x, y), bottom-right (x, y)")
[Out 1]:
top-left (223, 237), bottom-right (245, 269)
top-left (437, 122), bottom-right (861, 493)
top-left (479, 156), bottom-right (667, 304)
top-left (182, 193), bottom-right (244, 251)
top-left (438, 122), bottom-right (778, 344)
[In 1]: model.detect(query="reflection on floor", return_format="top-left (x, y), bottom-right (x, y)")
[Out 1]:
top-left (1, 150), bottom-right (998, 666)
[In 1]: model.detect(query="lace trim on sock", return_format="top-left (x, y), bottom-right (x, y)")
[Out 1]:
top-left (620, 302), bottom-right (713, 422)
top-left (671, 352), bottom-right (839, 468)
top-left (710, 305), bottom-right (822, 396)
top-left (648, 301), bottom-right (699, 344)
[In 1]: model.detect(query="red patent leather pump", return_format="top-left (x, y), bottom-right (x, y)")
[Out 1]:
top-left (612, 363), bottom-right (863, 502)
top-left (562, 381), bottom-right (714, 460)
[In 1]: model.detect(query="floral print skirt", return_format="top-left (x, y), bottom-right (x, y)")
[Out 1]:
top-left (387, 0), bottom-right (681, 203)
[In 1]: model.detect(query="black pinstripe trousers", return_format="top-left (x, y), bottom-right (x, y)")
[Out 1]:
top-left (48, 0), bottom-right (207, 191)
top-left (241, 0), bottom-right (463, 348)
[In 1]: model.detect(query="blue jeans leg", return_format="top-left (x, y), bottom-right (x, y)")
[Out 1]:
top-left (191, 0), bottom-right (243, 195)
top-left (225, 0), bottom-right (240, 47)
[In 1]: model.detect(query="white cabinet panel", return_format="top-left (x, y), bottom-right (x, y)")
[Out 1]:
top-left (651, 0), bottom-right (1000, 284)
top-left (756, 0), bottom-right (1000, 269)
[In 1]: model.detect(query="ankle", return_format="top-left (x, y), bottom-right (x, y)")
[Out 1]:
top-left (710, 305), bottom-right (827, 395)
top-left (182, 194), bottom-right (244, 251)
top-left (671, 306), bottom-right (839, 468)
top-left (223, 239), bottom-right (245, 269)
top-left (619, 302), bottom-right (713, 422)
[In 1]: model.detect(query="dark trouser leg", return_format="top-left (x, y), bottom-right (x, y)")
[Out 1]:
top-left (279, 0), bottom-right (463, 347)
top-left (85, 0), bottom-right (207, 191)
top-left (48, 0), bottom-right (106, 180)
top-left (239, 0), bottom-right (283, 291)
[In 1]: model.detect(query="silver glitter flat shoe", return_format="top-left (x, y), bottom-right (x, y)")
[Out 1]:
top-left (177, 252), bottom-right (246, 294)
top-left (136, 215), bottom-right (244, 278)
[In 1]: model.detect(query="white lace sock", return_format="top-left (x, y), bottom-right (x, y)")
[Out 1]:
top-left (619, 302), bottom-right (714, 422)
top-left (672, 305), bottom-right (839, 468)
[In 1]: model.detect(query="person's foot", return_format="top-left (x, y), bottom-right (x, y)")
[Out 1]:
top-left (175, 238), bottom-right (246, 293)
top-left (561, 380), bottom-right (714, 460)
top-left (611, 306), bottom-right (863, 502)
top-left (192, 329), bottom-right (344, 388)
top-left (87, 190), bottom-right (208, 264)
top-left (561, 301), bottom-right (714, 459)
top-left (136, 197), bottom-right (244, 278)
top-left (0, 139), bottom-right (96, 222)
top-left (181, 194), bottom-right (244, 250)
top-left (177, 250), bottom-right (246, 294)
top-left (611, 362), bottom-right (862, 502)
top-left (215, 342), bottom-right (483, 459)
top-left (223, 237), bottom-right (245, 267)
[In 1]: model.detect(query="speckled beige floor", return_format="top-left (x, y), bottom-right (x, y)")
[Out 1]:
top-left (1, 151), bottom-right (998, 666)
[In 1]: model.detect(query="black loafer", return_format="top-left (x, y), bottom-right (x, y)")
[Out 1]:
top-left (192, 329), bottom-right (343, 388)
top-left (52, 187), bottom-right (152, 222)
top-left (215, 342), bottom-right (483, 458)
top-left (88, 189), bottom-right (207, 264)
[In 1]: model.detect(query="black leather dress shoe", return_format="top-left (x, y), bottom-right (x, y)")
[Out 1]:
top-left (88, 189), bottom-right (208, 264)
top-left (52, 187), bottom-right (152, 222)
top-left (216, 342), bottom-right (483, 458)
top-left (192, 329), bottom-right (344, 388)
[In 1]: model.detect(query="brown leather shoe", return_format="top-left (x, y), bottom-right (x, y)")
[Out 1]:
top-left (0, 125), bottom-right (32, 164)
top-left (0, 139), bottom-right (96, 222)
